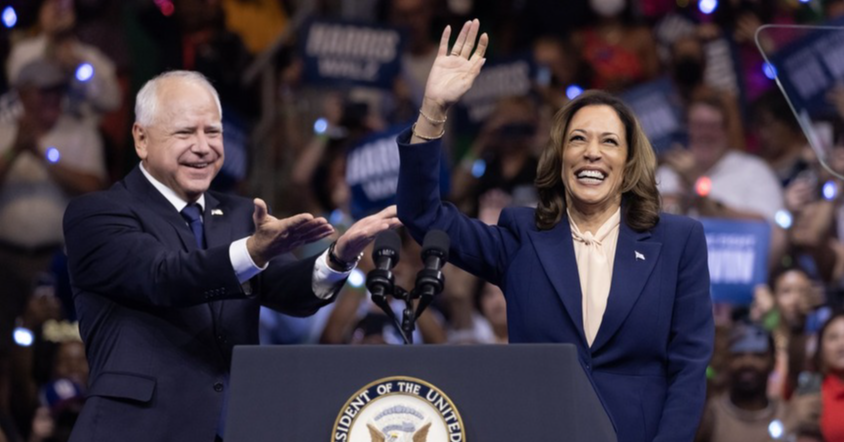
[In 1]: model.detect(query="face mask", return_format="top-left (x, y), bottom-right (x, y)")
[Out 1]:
top-left (673, 57), bottom-right (704, 87)
top-left (589, 0), bottom-right (626, 18)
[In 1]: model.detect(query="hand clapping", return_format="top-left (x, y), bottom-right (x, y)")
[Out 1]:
top-left (246, 198), bottom-right (335, 267)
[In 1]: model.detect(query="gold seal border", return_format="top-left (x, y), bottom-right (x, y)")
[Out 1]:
top-left (330, 375), bottom-right (467, 441)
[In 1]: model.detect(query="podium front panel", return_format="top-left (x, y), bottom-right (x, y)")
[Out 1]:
top-left (226, 344), bottom-right (616, 442)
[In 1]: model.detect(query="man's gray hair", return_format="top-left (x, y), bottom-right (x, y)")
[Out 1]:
top-left (134, 71), bottom-right (222, 126)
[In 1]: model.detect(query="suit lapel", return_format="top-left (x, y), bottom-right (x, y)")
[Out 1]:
top-left (202, 193), bottom-right (231, 320)
top-left (203, 193), bottom-right (231, 249)
top-left (591, 221), bottom-right (661, 351)
top-left (124, 166), bottom-right (197, 252)
top-left (527, 218), bottom-right (587, 347)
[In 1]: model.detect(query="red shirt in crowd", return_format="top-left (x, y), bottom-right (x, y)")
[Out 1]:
top-left (822, 375), bottom-right (844, 442)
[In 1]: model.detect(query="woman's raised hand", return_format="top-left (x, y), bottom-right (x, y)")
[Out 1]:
top-left (423, 19), bottom-right (489, 113)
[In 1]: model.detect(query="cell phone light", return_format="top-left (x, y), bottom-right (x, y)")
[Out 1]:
top-left (46, 147), bottom-right (61, 164)
top-left (768, 419), bottom-right (784, 439)
top-left (2, 6), bottom-right (16, 28)
top-left (775, 210), bottom-right (793, 229)
top-left (699, 0), bottom-right (718, 14)
top-left (75, 63), bottom-right (94, 82)
top-left (347, 268), bottom-right (365, 288)
top-left (14, 327), bottom-right (33, 347)
top-left (823, 180), bottom-right (837, 200)
top-left (313, 118), bottom-right (328, 135)
top-left (566, 85), bottom-right (584, 100)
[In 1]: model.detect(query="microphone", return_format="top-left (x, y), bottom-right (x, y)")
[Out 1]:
top-left (366, 230), bottom-right (401, 301)
top-left (414, 230), bottom-right (449, 318)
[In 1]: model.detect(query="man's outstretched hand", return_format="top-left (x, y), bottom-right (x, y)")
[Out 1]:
top-left (332, 205), bottom-right (402, 269)
top-left (247, 198), bottom-right (335, 267)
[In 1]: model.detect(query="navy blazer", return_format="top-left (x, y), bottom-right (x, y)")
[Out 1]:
top-left (63, 166), bottom-right (331, 442)
top-left (396, 130), bottom-right (714, 442)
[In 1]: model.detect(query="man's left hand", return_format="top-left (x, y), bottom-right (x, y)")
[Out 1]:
top-left (333, 205), bottom-right (402, 265)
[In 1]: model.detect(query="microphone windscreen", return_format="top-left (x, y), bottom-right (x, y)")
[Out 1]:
top-left (421, 230), bottom-right (450, 262)
top-left (373, 230), bottom-right (402, 263)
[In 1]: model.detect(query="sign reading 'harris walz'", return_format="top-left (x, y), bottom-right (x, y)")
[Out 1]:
top-left (332, 376), bottom-right (466, 442)
top-left (301, 19), bottom-right (406, 90)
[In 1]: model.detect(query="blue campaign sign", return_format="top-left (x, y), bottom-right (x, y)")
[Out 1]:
top-left (619, 77), bottom-right (684, 155)
top-left (700, 219), bottom-right (771, 305)
top-left (300, 19), bottom-right (405, 90)
top-left (453, 55), bottom-right (537, 135)
top-left (346, 126), bottom-right (450, 220)
top-left (768, 17), bottom-right (844, 118)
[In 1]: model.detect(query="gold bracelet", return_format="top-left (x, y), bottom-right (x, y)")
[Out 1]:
top-left (419, 108), bottom-right (447, 125)
top-left (412, 123), bottom-right (445, 141)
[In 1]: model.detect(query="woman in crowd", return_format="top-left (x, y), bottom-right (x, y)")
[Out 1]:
top-left (816, 311), bottom-right (844, 442)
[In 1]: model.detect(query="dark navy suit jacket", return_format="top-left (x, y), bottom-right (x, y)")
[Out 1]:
top-left (63, 166), bottom-right (331, 442)
top-left (396, 130), bottom-right (714, 442)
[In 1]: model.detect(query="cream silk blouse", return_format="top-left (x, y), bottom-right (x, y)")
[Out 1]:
top-left (568, 207), bottom-right (621, 347)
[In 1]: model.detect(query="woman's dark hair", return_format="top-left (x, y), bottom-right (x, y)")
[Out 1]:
top-left (534, 90), bottom-right (660, 231)
top-left (814, 310), bottom-right (844, 375)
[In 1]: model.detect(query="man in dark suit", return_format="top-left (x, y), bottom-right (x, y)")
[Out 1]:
top-left (63, 71), bottom-right (399, 442)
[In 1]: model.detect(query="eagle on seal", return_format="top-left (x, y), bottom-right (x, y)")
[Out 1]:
top-left (367, 421), bottom-right (431, 442)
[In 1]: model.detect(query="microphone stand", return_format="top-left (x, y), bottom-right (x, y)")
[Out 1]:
top-left (368, 280), bottom-right (413, 345)
top-left (369, 281), bottom-right (436, 345)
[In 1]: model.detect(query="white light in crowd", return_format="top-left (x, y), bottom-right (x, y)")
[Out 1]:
top-left (313, 117), bottom-right (328, 135)
top-left (823, 180), bottom-right (837, 200)
top-left (566, 84), bottom-right (584, 100)
top-left (75, 63), bottom-right (94, 82)
top-left (775, 210), bottom-right (793, 229)
top-left (699, 0), bottom-right (718, 14)
top-left (2, 6), bottom-right (16, 28)
top-left (799, 0), bottom-right (811, 3)
top-left (347, 268), bottom-right (365, 288)
top-left (471, 159), bottom-right (486, 178)
top-left (763, 63), bottom-right (777, 80)
top-left (768, 419), bottom-right (784, 439)
top-left (46, 147), bottom-right (60, 164)
top-left (13, 327), bottom-right (33, 347)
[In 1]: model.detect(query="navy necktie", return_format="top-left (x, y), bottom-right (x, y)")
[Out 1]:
top-left (180, 203), bottom-right (206, 249)
top-left (183, 203), bottom-right (224, 437)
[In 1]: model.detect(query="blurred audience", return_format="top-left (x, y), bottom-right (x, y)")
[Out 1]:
top-left (0, 58), bottom-right (104, 367)
top-left (1, 1), bottom-right (844, 439)
top-left (696, 324), bottom-right (803, 442)
top-left (816, 311), bottom-right (844, 442)
top-left (572, 0), bottom-right (660, 93)
top-left (659, 95), bottom-right (784, 222)
top-left (6, 0), bottom-right (120, 123)
top-left (451, 96), bottom-right (540, 215)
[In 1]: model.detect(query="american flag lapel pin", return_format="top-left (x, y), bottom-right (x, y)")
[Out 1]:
top-left (211, 209), bottom-right (224, 216)
top-left (635, 251), bottom-right (645, 261)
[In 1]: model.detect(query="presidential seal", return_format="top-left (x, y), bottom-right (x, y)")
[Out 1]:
top-left (332, 376), bottom-right (466, 442)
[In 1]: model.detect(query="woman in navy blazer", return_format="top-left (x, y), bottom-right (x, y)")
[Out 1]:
top-left (396, 20), bottom-right (714, 442)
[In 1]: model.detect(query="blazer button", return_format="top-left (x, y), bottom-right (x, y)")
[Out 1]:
top-left (214, 382), bottom-right (224, 392)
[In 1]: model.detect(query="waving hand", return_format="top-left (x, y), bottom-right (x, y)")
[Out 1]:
top-left (424, 19), bottom-right (489, 110)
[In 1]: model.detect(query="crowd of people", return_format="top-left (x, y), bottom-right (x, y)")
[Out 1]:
top-left (1, 0), bottom-right (844, 441)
